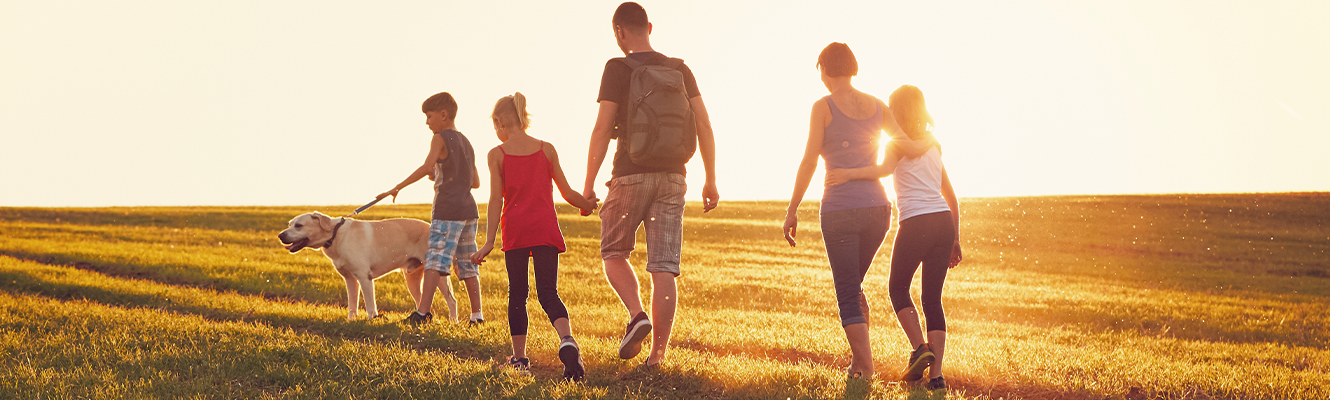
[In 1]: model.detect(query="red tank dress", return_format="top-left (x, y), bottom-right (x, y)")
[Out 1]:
top-left (500, 142), bottom-right (567, 253)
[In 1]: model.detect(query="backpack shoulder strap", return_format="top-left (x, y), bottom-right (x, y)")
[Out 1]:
top-left (660, 57), bottom-right (685, 70)
top-left (614, 57), bottom-right (644, 70)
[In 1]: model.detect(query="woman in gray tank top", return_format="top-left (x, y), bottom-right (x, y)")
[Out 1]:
top-left (782, 43), bottom-right (936, 380)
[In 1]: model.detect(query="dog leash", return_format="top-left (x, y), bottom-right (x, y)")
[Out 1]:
top-left (343, 197), bottom-right (384, 218)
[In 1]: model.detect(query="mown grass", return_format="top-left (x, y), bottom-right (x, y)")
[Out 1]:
top-left (0, 193), bottom-right (1327, 399)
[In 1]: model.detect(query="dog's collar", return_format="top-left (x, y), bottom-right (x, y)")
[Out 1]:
top-left (322, 217), bottom-right (348, 249)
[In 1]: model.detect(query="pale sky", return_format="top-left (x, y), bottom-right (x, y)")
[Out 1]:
top-left (2, 1), bottom-right (1327, 207)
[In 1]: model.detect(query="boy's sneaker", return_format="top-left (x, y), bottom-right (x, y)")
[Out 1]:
top-left (901, 343), bottom-right (935, 382)
top-left (402, 311), bottom-right (432, 326)
top-left (506, 356), bottom-right (531, 373)
top-left (559, 337), bottom-right (586, 381)
top-left (618, 312), bottom-right (652, 359)
top-left (926, 376), bottom-right (948, 391)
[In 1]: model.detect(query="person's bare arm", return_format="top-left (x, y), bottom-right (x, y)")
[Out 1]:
top-left (940, 165), bottom-right (962, 267)
top-left (379, 134), bottom-right (446, 202)
top-left (689, 96), bottom-right (719, 213)
top-left (470, 148), bottom-right (505, 265)
top-left (784, 100), bottom-right (829, 247)
top-left (471, 152), bottom-right (481, 189)
top-left (544, 144), bottom-right (598, 213)
top-left (582, 101), bottom-right (618, 215)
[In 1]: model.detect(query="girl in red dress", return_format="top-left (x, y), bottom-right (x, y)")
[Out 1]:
top-left (471, 92), bottom-right (598, 381)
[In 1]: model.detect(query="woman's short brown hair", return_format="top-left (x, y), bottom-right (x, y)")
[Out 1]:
top-left (817, 42), bottom-right (858, 78)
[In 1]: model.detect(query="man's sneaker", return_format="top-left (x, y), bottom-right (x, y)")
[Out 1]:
top-left (618, 312), bottom-right (652, 359)
top-left (926, 376), bottom-right (948, 391)
top-left (901, 343), bottom-right (935, 382)
top-left (506, 356), bottom-right (531, 373)
top-left (559, 337), bottom-right (586, 381)
top-left (402, 311), bottom-right (432, 326)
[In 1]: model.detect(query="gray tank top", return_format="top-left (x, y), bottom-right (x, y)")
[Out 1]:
top-left (431, 129), bottom-right (479, 221)
top-left (819, 96), bottom-right (890, 213)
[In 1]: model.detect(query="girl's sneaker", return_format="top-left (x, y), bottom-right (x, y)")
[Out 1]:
top-left (506, 356), bottom-right (531, 373)
top-left (901, 344), bottom-right (935, 382)
top-left (926, 376), bottom-right (948, 391)
top-left (559, 337), bottom-right (586, 381)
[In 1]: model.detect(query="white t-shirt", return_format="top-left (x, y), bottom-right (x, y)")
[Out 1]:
top-left (893, 146), bottom-right (952, 221)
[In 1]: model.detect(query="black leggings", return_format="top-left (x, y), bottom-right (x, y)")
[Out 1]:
top-left (888, 211), bottom-right (955, 332)
top-left (505, 245), bottom-right (569, 336)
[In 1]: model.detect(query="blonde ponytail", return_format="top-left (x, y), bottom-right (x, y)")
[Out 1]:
top-left (491, 92), bottom-right (532, 130)
top-left (512, 92), bottom-right (530, 129)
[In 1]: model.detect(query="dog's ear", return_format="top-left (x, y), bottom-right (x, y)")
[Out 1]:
top-left (315, 212), bottom-right (333, 231)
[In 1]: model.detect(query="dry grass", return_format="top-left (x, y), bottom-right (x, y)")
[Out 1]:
top-left (0, 193), bottom-right (1326, 399)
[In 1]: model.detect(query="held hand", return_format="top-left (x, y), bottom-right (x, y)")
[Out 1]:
top-left (376, 189), bottom-right (400, 204)
top-left (470, 243), bottom-right (493, 265)
top-left (580, 189), bottom-right (599, 216)
top-left (825, 169), bottom-right (850, 187)
top-left (579, 197), bottom-right (600, 216)
top-left (782, 212), bottom-right (799, 247)
top-left (949, 239), bottom-right (963, 268)
top-left (702, 182), bottom-right (719, 213)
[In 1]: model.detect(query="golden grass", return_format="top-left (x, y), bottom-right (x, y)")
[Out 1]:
top-left (1, 193), bottom-right (1327, 399)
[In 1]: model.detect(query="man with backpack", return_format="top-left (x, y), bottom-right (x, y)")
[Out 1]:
top-left (581, 2), bottom-right (719, 367)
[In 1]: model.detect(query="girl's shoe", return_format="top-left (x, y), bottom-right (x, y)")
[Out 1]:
top-left (900, 344), bottom-right (935, 382)
top-left (559, 337), bottom-right (586, 381)
top-left (506, 356), bottom-right (531, 373)
top-left (926, 376), bottom-right (948, 391)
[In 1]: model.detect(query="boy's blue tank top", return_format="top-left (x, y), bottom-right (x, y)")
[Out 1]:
top-left (819, 96), bottom-right (890, 213)
top-left (431, 129), bottom-right (480, 221)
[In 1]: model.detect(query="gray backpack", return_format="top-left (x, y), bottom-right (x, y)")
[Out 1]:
top-left (615, 57), bottom-right (697, 167)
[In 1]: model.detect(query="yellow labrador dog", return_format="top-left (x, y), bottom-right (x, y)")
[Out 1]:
top-left (278, 211), bottom-right (457, 321)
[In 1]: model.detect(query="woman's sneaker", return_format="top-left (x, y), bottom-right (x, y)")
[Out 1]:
top-left (901, 344), bottom-right (935, 382)
top-left (506, 356), bottom-right (531, 373)
top-left (618, 312), bottom-right (652, 359)
top-left (402, 311), bottom-right (432, 326)
top-left (559, 337), bottom-right (586, 381)
top-left (926, 376), bottom-right (948, 391)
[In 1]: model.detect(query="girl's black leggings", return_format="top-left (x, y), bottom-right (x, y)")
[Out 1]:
top-left (505, 245), bottom-right (569, 336)
top-left (888, 211), bottom-right (955, 332)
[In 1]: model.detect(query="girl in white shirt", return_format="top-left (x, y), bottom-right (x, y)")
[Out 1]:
top-left (826, 85), bottom-right (960, 391)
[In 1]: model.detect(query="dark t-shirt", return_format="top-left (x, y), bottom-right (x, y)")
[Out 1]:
top-left (431, 129), bottom-right (479, 221)
top-left (597, 51), bottom-right (701, 178)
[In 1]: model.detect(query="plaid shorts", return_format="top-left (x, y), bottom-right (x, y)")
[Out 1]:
top-left (600, 172), bottom-right (687, 276)
top-left (426, 219), bottom-right (479, 279)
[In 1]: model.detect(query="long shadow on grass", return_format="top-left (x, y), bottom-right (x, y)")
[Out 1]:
top-left (0, 259), bottom-right (508, 361)
top-left (0, 249), bottom-right (345, 306)
top-left (945, 295), bottom-right (1329, 349)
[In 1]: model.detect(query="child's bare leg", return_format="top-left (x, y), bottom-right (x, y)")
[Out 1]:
top-left (462, 276), bottom-right (482, 315)
top-left (928, 330), bottom-right (946, 379)
top-left (405, 266), bottom-right (424, 307)
top-left (895, 307), bottom-right (927, 348)
top-left (511, 334), bottom-right (528, 359)
top-left (552, 317), bottom-right (572, 338)
top-left (417, 270), bottom-right (441, 314)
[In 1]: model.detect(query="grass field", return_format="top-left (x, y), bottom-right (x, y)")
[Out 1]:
top-left (1, 193), bottom-right (1327, 399)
